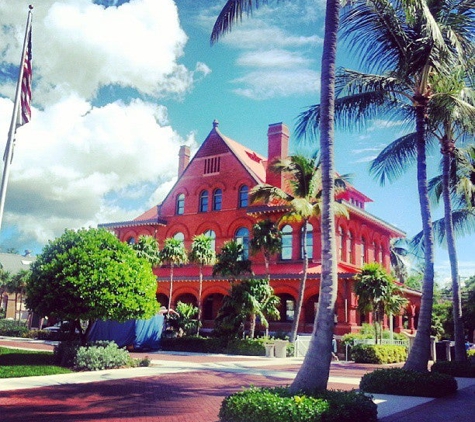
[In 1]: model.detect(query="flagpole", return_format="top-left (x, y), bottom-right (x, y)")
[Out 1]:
top-left (0, 5), bottom-right (33, 232)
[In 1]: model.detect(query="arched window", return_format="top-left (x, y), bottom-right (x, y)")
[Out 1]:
top-left (281, 225), bottom-right (293, 260)
top-left (127, 236), bottom-right (136, 245)
top-left (174, 232), bottom-right (185, 243)
top-left (348, 232), bottom-right (355, 264)
top-left (238, 185), bottom-right (248, 208)
top-left (277, 293), bottom-right (295, 322)
top-left (176, 194), bottom-right (185, 215)
top-left (199, 190), bottom-right (208, 212)
top-left (213, 188), bottom-right (222, 211)
top-left (301, 222), bottom-right (313, 259)
top-left (361, 238), bottom-right (366, 265)
top-left (235, 227), bottom-right (250, 259)
top-left (339, 228), bottom-right (346, 261)
top-left (204, 229), bottom-right (216, 251)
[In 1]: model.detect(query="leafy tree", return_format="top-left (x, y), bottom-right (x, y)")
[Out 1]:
top-left (215, 278), bottom-right (280, 339)
top-left (160, 238), bottom-right (188, 312)
top-left (462, 275), bottom-right (475, 342)
top-left (297, 0), bottom-right (475, 372)
top-left (132, 235), bottom-right (161, 268)
top-left (251, 154), bottom-right (348, 343)
top-left (354, 263), bottom-right (408, 344)
top-left (212, 240), bottom-right (252, 282)
top-left (250, 219), bottom-right (282, 281)
top-left (189, 234), bottom-right (216, 334)
top-left (25, 228), bottom-right (159, 342)
top-left (167, 301), bottom-right (200, 336)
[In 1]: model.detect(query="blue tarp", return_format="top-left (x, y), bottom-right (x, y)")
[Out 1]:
top-left (88, 314), bottom-right (164, 350)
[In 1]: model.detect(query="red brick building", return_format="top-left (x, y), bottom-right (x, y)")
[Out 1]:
top-left (100, 120), bottom-right (421, 336)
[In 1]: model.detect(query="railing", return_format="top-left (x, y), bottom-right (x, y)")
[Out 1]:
top-left (294, 335), bottom-right (312, 357)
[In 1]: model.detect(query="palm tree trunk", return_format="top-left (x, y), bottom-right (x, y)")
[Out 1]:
top-left (442, 151), bottom-right (466, 361)
top-left (197, 264), bottom-right (203, 336)
top-left (404, 103), bottom-right (435, 372)
top-left (290, 0), bottom-right (340, 393)
top-left (289, 221), bottom-right (308, 343)
top-left (250, 313), bottom-right (256, 339)
top-left (168, 264), bottom-right (174, 313)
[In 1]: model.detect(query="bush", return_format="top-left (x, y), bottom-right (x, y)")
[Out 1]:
top-left (431, 360), bottom-right (475, 378)
top-left (219, 387), bottom-right (377, 422)
top-left (54, 340), bottom-right (81, 367)
top-left (0, 319), bottom-right (29, 337)
top-left (225, 338), bottom-right (266, 356)
top-left (351, 344), bottom-right (407, 364)
top-left (360, 367), bottom-right (458, 397)
top-left (74, 341), bottom-right (134, 371)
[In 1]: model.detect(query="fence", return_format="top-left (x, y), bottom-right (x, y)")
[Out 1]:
top-left (345, 338), bottom-right (410, 361)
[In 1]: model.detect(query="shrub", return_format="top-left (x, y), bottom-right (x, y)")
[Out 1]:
top-left (351, 344), bottom-right (407, 364)
top-left (74, 341), bottom-right (134, 371)
top-left (0, 319), bottom-right (29, 337)
top-left (360, 367), bottom-right (458, 398)
top-left (54, 340), bottom-right (81, 367)
top-left (225, 338), bottom-right (266, 356)
top-left (431, 360), bottom-right (475, 378)
top-left (219, 387), bottom-right (377, 422)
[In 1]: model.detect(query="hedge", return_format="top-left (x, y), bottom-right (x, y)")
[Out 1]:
top-left (351, 344), bottom-right (407, 364)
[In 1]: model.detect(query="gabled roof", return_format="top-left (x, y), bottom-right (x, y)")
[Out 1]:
top-left (0, 253), bottom-right (35, 273)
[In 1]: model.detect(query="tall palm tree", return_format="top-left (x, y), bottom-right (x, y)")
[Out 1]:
top-left (249, 219), bottom-right (282, 281)
top-left (160, 238), bottom-right (188, 313)
top-left (189, 234), bottom-right (216, 335)
top-left (296, 0), bottom-right (475, 372)
top-left (354, 263), bottom-right (408, 344)
top-left (251, 155), bottom-right (348, 344)
top-left (132, 235), bottom-right (161, 268)
top-left (211, 0), bottom-right (345, 392)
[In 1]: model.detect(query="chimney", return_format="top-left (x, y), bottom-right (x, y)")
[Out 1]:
top-left (178, 145), bottom-right (190, 177)
top-left (266, 122), bottom-right (289, 188)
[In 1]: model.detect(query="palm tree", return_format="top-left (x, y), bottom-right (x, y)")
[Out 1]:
top-left (296, 0), bottom-right (475, 372)
top-left (189, 234), bottom-right (216, 335)
top-left (160, 238), bottom-right (188, 313)
top-left (212, 240), bottom-right (253, 282)
top-left (250, 219), bottom-right (282, 281)
top-left (132, 235), bottom-right (161, 268)
top-left (211, 0), bottom-right (345, 392)
top-left (354, 263), bottom-right (408, 344)
top-left (215, 278), bottom-right (280, 339)
top-left (251, 154), bottom-right (348, 344)
top-left (5, 270), bottom-right (30, 321)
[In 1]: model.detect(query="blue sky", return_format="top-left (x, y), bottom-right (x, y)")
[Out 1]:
top-left (0, 0), bottom-right (473, 283)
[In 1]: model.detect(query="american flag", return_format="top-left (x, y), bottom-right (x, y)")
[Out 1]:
top-left (18, 26), bottom-right (32, 127)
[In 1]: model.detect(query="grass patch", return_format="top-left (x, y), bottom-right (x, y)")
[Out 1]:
top-left (0, 347), bottom-right (73, 378)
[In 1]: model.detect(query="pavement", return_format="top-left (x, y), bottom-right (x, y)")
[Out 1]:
top-left (1, 336), bottom-right (474, 421)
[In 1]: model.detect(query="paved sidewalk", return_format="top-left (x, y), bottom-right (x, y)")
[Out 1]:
top-left (1, 337), bottom-right (474, 421)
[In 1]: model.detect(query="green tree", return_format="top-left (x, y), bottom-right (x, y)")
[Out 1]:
top-left (251, 154), bottom-right (348, 344)
top-left (212, 240), bottom-right (252, 282)
top-left (160, 237), bottom-right (188, 312)
top-left (132, 235), bottom-right (161, 268)
top-left (189, 234), bottom-right (216, 334)
top-left (215, 278), bottom-right (280, 339)
top-left (249, 219), bottom-right (282, 281)
top-left (297, 0), bottom-right (475, 372)
top-left (462, 276), bottom-right (475, 342)
top-left (6, 269), bottom-right (30, 321)
top-left (354, 263), bottom-right (408, 344)
top-left (25, 228), bottom-right (158, 342)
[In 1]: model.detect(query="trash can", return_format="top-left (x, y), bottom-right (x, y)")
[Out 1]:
top-left (274, 339), bottom-right (288, 358)
top-left (264, 343), bottom-right (275, 358)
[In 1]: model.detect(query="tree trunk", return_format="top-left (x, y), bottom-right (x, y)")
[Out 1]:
top-left (441, 150), bottom-right (466, 361)
top-left (168, 264), bottom-right (174, 313)
top-left (197, 264), bottom-right (203, 336)
top-left (250, 313), bottom-right (256, 339)
top-left (289, 220), bottom-right (308, 343)
top-left (290, 0), bottom-right (340, 393)
top-left (404, 102), bottom-right (435, 372)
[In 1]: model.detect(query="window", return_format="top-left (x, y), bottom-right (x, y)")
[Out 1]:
top-left (176, 194), bottom-right (185, 215)
top-left (204, 229), bottom-right (216, 251)
top-left (174, 232), bottom-right (185, 243)
top-left (213, 188), bottom-right (222, 211)
top-left (199, 190), bottom-right (209, 212)
top-left (348, 232), bottom-right (355, 264)
top-left (281, 225), bottom-right (293, 260)
top-left (361, 238), bottom-right (366, 265)
top-left (339, 228), bottom-right (346, 261)
top-left (278, 294), bottom-right (295, 322)
top-left (373, 242), bottom-right (379, 263)
top-left (127, 236), bottom-right (136, 245)
top-left (204, 156), bottom-right (221, 174)
top-left (239, 185), bottom-right (248, 208)
top-left (235, 227), bottom-right (250, 259)
top-left (301, 222), bottom-right (313, 259)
